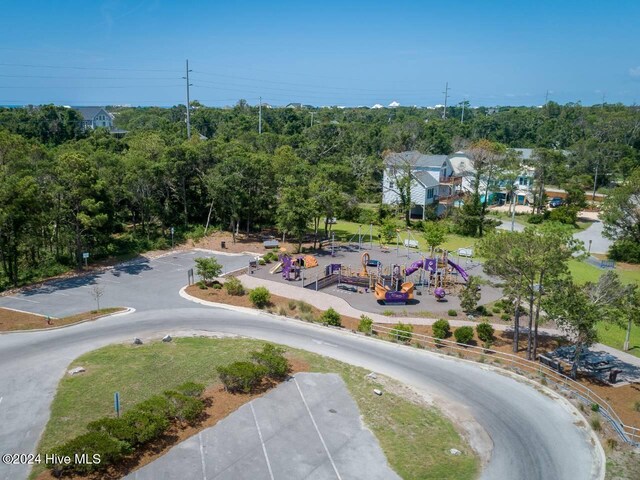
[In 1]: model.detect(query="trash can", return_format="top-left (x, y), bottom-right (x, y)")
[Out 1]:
top-left (221, 241), bottom-right (226, 249)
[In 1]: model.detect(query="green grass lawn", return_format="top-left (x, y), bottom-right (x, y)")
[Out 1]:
top-left (36, 338), bottom-right (478, 480)
top-left (596, 322), bottom-right (640, 358)
top-left (330, 220), bottom-right (477, 255)
top-left (568, 259), bottom-right (640, 285)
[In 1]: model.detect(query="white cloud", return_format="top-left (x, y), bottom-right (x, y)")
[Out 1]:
top-left (629, 66), bottom-right (640, 78)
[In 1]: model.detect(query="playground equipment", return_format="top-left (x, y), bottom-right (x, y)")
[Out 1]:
top-left (269, 261), bottom-right (283, 274)
top-left (374, 281), bottom-right (415, 304)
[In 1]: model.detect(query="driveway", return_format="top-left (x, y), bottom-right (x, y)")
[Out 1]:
top-left (0, 251), bottom-right (603, 480)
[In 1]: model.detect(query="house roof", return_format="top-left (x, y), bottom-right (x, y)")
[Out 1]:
top-left (385, 151), bottom-right (448, 169)
top-left (449, 153), bottom-right (476, 175)
top-left (413, 171), bottom-right (439, 188)
top-left (72, 106), bottom-right (111, 121)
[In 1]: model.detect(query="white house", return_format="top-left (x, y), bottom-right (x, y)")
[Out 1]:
top-left (73, 106), bottom-right (114, 130)
top-left (382, 151), bottom-right (461, 217)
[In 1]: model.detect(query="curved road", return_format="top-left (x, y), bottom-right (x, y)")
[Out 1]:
top-left (0, 252), bottom-right (603, 480)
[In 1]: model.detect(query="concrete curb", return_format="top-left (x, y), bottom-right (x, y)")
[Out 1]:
top-left (179, 287), bottom-right (606, 479)
top-left (0, 307), bottom-right (136, 335)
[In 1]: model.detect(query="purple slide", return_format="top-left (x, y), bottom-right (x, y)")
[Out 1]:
top-left (404, 258), bottom-right (469, 282)
top-left (447, 259), bottom-right (469, 282)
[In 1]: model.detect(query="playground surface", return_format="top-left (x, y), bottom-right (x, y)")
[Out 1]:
top-left (125, 373), bottom-right (400, 480)
top-left (249, 244), bottom-right (503, 316)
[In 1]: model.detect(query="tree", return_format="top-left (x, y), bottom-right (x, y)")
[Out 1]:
top-left (276, 178), bottom-right (313, 251)
top-left (379, 221), bottom-right (396, 246)
top-left (544, 280), bottom-right (599, 377)
top-left (194, 257), bottom-right (222, 283)
top-left (383, 151), bottom-right (416, 226)
top-left (455, 139), bottom-right (505, 237)
top-left (478, 224), bottom-right (582, 358)
top-left (422, 221), bottom-right (448, 251)
top-left (459, 275), bottom-right (481, 313)
top-left (90, 285), bottom-right (105, 311)
top-left (601, 168), bottom-right (640, 262)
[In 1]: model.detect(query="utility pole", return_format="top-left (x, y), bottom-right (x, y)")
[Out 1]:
top-left (601, 92), bottom-right (606, 109)
top-left (460, 99), bottom-right (466, 124)
top-left (545, 90), bottom-right (549, 104)
top-left (310, 111), bottom-right (316, 127)
top-left (592, 159), bottom-right (599, 200)
top-left (258, 96), bottom-right (262, 134)
top-left (442, 82), bottom-right (450, 119)
top-left (184, 59), bottom-right (192, 138)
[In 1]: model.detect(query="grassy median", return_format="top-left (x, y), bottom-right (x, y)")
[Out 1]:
top-left (34, 337), bottom-right (478, 480)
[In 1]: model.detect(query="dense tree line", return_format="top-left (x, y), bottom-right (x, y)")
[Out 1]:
top-left (1, 101), bottom-right (639, 288)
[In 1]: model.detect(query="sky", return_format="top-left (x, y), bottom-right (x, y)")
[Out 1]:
top-left (0, 0), bottom-right (639, 108)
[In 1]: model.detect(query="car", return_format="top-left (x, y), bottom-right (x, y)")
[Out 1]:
top-left (549, 197), bottom-right (564, 208)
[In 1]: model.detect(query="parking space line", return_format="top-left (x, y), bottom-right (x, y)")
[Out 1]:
top-left (6, 296), bottom-right (39, 304)
top-left (198, 431), bottom-right (207, 480)
top-left (293, 378), bottom-right (342, 480)
top-left (250, 403), bottom-right (274, 480)
top-left (152, 259), bottom-right (183, 267)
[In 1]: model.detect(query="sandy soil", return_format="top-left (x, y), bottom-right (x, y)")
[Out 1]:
top-left (0, 307), bottom-right (125, 332)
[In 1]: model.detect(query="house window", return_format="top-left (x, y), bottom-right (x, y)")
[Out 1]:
top-left (427, 188), bottom-right (434, 199)
top-left (389, 181), bottom-right (395, 189)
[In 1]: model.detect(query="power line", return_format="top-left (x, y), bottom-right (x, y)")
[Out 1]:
top-left (0, 62), bottom-right (182, 73)
top-left (0, 74), bottom-right (180, 80)
top-left (184, 59), bottom-right (192, 139)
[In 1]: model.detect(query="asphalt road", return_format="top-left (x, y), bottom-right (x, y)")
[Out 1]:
top-left (0, 251), bottom-right (603, 480)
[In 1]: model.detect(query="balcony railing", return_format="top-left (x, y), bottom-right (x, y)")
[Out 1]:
top-left (439, 175), bottom-right (463, 185)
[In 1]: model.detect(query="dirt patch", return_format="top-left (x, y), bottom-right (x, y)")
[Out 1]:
top-left (35, 354), bottom-right (310, 480)
top-left (190, 231), bottom-right (305, 255)
top-left (0, 307), bottom-right (126, 332)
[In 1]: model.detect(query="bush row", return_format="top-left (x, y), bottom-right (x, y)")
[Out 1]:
top-left (48, 382), bottom-right (205, 476)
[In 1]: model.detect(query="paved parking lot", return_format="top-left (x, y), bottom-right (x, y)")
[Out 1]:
top-left (0, 250), bottom-right (253, 318)
top-left (126, 373), bottom-right (400, 480)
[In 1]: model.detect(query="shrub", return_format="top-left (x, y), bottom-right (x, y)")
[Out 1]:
top-left (609, 239), bottom-right (640, 264)
top-left (634, 401), bottom-right (640, 413)
top-left (300, 311), bottom-right (316, 322)
top-left (492, 307), bottom-right (501, 314)
top-left (476, 322), bottom-right (495, 343)
top-left (249, 287), bottom-right (271, 308)
top-left (475, 305), bottom-right (491, 316)
top-left (251, 344), bottom-right (291, 379)
top-left (527, 214), bottom-right (544, 224)
top-left (605, 438), bottom-right (618, 450)
top-left (136, 394), bottom-right (176, 419)
top-left (175, 381), bottom-right (205, 398)
top-left (447, 309), bottom-right (457, 317)
top-left (382, 309), bottom-right (394, 317)
top-left (212, 282), bottom-right (222, 290)
top-left (321, 307), bottom-right (342, 327)
top-left (296, 300), bottom-right (313, 313)
top-left (197, 280), bottom-right (207, 290)
top-left (47, 431), bottom-right (130, 475)
top-left (358, 315), bottom-right (373, 334)
top-left (288, 300), bottom-right (297, 310)
top-left (278, 305), bottom-right (288, 316)
top-left (224, 277), bottom-right (245, 296)
top-left (548, 205), bottom-right (579, 225)
top-left (432, 319), bottom-right (450, 339)
top-left (258, 258), bottom-right (266, 266)
top-left (194, 257), bottom-right (223, 283)
top-left (122, 407), bottom-right (170, 444)
top-left (590, 415), bottom-right (602, 432)
top-left (454, 326), bottom-right (474, 344)
top-left (391, 322), bottom-right (413, 343)
top-left (217, 361), bottom-right (267, 393)
top-left (591, 403), bottom-right (600, 412)
top-left (87, 417), bottom-right (137, 445)
top-left (500, 313), bottom-right (511, 321)
top-left (164, 391), bottom-right (205, 424)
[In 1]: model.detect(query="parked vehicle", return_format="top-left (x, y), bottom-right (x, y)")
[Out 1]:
top-left (549, 197), bottom-right (564, 208)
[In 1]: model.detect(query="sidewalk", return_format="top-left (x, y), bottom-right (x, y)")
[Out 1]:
top-left (238, 274), bottom-right (561, 335)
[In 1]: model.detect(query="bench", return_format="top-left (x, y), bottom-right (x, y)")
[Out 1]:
top-left (403, 239), bottom-right (419, 248)
top-left (263, 240), bottom-right (279, 249)
top-left (538, 354), bottom-right (564, 373)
